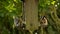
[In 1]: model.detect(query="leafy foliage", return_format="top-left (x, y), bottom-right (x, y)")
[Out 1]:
top-left (38, 0), bottom-right (60, 34)
top-left (0, 0), bottom-right (22, 34)
top-left (0, 0), bottom-right (60, 34)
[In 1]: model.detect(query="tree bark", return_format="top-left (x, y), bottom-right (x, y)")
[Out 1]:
top-left (24, 0), bottom-right (39, 33)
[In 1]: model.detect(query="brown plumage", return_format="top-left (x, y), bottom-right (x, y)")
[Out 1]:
top-left (40, 16), bottom-right (48, 28)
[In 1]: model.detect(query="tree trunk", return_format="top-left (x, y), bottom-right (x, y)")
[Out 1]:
top-left (24, 0), bottom-right (39, 33)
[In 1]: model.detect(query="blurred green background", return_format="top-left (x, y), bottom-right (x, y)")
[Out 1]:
top-left (0, 0), bottom-right (60, 34)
